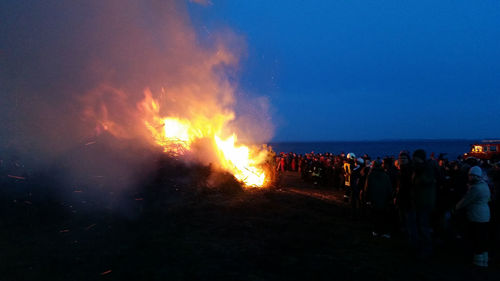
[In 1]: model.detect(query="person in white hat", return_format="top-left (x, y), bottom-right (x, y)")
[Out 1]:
top-left (455, 166), bottom-right (491, 267)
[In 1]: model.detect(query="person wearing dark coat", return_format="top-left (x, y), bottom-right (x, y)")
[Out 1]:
top-left (396, 151), bottom-right (413, 235)
top-left (408, 149), bottom-right (437, 257)
top-left (364, 160), bottom-right (393, 238)
top-left (349, 158), bottom-right (363, 219)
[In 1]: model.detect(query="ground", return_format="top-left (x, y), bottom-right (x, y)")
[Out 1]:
top-left (0, 170), bottom-right (499, 281)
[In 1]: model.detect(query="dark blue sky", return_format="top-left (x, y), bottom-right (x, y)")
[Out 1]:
top-left (1, 0), bottom-right (499, 149)
top-left (189, 0), bottom-right (500, 141)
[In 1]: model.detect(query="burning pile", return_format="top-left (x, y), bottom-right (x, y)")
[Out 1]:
top-left (76, 0), bottom-right (273, 188)
top-left (0, 0), bottom-right (275, 188)
top-left (139, 91), bottom-right (268, 187)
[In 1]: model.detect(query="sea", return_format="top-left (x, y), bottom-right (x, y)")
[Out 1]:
top-left (268, 139), bottom-right (480, 160)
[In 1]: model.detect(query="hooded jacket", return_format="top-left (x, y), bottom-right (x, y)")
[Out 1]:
top-left (456, 180), bottom-right (491, 223)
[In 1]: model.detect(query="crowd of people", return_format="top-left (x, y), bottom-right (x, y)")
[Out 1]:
top-left (2, 146), bottom-right (498, 267)
top-left (274, 149), bottom-right (499, 267)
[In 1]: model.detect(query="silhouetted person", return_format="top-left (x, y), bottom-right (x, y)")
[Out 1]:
top-left (408, 149), bottom-right (437, 258)
top-left (396, 151), bottom-right (413, 236)
top-left (364, 160), bottom-right (393, 238)
top-left (349, 158), bottom-right (363, 219)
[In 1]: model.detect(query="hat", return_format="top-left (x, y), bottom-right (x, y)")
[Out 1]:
top-left (469, 166), bottom-right (482, 177)
top-left (347, 152), bottom-right (356, 160)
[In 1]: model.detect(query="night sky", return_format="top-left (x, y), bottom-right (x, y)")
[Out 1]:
top-left (190, 0), bottom-right (500, 141)
top-left (1, 0), bottom-right (500, 147)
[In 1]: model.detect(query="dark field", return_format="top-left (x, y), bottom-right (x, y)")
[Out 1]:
top-left (1, 167), bottom-right (499, 281)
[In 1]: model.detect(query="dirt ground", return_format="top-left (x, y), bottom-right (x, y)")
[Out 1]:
top-left (1, 169), bottom-right (499, 281)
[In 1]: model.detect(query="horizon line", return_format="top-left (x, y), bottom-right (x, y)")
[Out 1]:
top-left (267, 138), bottom-right (493, 143)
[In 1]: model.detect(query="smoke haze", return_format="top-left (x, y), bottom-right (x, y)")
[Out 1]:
top-left (0, 0), bottom-right (272, 191)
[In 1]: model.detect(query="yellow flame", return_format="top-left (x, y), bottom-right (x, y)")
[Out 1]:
top-left (214, 134), bottom-right (266, 187)
top-left (139, 92), bottom-right (268, 187)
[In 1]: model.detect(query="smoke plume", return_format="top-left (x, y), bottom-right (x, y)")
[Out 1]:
top-left (0, 0), bottom-right (272, 191)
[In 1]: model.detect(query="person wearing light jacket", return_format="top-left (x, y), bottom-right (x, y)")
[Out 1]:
top-left (455, 166), bottom-right (491, 267)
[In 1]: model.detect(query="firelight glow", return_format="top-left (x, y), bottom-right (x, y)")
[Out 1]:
top-left (214, 134), bottom-right (266, 187)
top-left (162, 118), bottom-right (193, 146)
top-left (140, 92), bottom-right (268, 187)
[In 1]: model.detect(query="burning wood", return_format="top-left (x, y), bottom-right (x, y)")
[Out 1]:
top-left (139, 95), bottom-right (269, 187)
top-left (75, 0), bottom-right (273, 189)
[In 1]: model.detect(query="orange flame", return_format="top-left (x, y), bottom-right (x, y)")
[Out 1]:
top-left (138, 91), bottom-right (268, 187)
top-left (214, 134), bottom-right (266, 186)
top-left (77, 2), bottom-right (271, 188)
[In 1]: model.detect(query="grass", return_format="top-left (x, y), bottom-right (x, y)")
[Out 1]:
top-left (0, 166), bottom-right (498, 280)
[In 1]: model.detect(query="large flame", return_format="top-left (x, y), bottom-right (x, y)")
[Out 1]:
top-left (77, 1), bottom-right (271, 188)
top-left (214, 134), bottom-right (266, 186)
top-left (139, 91), bottom-right (268, 187)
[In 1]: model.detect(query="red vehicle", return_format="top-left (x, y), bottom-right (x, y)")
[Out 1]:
top-left (464, 141), bottom-right (500, 162)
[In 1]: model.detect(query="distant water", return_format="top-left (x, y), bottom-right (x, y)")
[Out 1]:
top-left (268, 140), bottom-right (480, 160)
